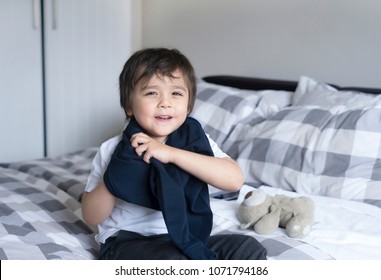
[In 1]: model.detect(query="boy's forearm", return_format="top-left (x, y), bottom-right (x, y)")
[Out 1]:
top-left (170, 148), bottom-right (244, 192)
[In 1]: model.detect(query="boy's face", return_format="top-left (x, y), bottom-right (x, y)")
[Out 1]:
top-left (127, 69), bottom-right (190, 142)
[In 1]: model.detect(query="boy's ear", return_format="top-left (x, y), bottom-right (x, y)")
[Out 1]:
top-left (187, 103), bottom-right (192, 115)
top-left (127, 108), bottom-right (133, 117)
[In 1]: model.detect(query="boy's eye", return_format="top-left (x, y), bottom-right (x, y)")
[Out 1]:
top-left (145, 91), bottom-right (157, 96)
top-left (172, 92), bottom-right (183, 96)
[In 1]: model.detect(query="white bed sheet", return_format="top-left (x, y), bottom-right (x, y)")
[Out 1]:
top-left (210, 185), bottom-right (381, 260)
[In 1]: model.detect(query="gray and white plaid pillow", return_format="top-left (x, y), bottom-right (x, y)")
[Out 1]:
top-left (293, 76), bottom-right (381, 107)
top-left (225, 105), bottom-right (381, 208)
top-left (190, 80), bottom-right (292, 147)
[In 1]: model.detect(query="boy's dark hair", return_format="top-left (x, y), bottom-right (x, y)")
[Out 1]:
top-left (119, 48), bottom-right (197, 119)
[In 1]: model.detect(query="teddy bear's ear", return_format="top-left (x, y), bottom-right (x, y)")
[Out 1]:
top-left (242, 190), bottom-right (267, 207)
top-left (244, 191), bottom-right (253, 199)
top-left (240, 223), bottom-right (252, 229)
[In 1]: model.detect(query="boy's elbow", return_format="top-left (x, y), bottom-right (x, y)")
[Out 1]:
top-left (224, 168), bottom-right (244, 192)
top-left (233, 161), bottom-right (245, 190)
top-left (225, 158), bottom-right (245, 191)
top-left (83, 216), bottom-right (101, 227)
top-left (81, 192), bottom-right (106, 226)
top-left (232, 174), bottom-right (244, 192)
top-left (82, 206), bottom-right (109, 226)
top-left (82, 207), bottom-right (99, 226)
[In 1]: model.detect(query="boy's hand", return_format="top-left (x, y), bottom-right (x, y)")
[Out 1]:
top-left (130, 132), bottom-right (174, 164)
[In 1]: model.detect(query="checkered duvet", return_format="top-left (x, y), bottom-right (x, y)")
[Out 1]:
top-left (0, 148), bottom-right (98, 259)
top-left (2, 76), bottom-right (381, 260)
top-left (0, 148), bottom-right (335, 260)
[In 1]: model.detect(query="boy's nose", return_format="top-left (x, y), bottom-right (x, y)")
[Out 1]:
top-left (159, 96), bottom-right (171, 108)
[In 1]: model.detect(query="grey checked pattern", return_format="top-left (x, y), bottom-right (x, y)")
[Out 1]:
top-left (222, 106), bottom-right (381, 207)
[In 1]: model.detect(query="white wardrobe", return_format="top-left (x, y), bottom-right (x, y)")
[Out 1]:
top-left (0, 0), bottom-right (140, 162)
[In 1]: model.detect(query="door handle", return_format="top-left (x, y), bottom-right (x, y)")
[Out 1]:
top-left (32, 0), bottom-right (40, 29)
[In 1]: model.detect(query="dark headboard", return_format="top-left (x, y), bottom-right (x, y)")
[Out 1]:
top-left (203, 75), bottom-right (300, 91)
top-left (203, 75), bottom-right (381, 94)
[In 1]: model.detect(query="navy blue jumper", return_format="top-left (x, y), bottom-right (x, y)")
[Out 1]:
top-left (103, 117), bottom-right (217, 259)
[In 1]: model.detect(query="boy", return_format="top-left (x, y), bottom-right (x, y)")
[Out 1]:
top-left (82, 48), bottom-right (266, 260)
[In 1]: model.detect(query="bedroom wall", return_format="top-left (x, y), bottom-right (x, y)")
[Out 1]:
top-left (142, 0), bottom-right (381, 88)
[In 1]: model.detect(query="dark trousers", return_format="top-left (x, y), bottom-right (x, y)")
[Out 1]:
top-left (98, 230), bottom-right (267, 260)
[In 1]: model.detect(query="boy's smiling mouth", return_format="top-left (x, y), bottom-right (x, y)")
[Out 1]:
top-left (155, 115), bottom-right (173, 120)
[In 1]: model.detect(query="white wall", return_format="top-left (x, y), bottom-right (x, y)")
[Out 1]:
top-left (142, 0), bottom-right (381, 87)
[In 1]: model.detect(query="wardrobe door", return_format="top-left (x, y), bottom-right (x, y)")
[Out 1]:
top-left (43, 0), bottom-right (132, 157)
top-left (0, 0), bottom-right (44, 162)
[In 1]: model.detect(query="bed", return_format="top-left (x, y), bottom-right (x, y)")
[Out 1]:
top-left (1, 75), bottom-right (381, 260)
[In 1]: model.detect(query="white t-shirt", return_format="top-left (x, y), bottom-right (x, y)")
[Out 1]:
top-left (84, 134), bottom-right (228, 244)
